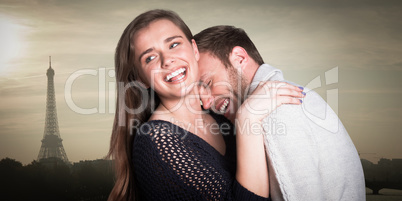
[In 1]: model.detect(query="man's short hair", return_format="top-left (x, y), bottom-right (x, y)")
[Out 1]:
top-left (194, 25), bottom-right (264, 68)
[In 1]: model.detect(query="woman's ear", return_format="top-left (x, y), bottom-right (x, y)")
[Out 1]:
top-left (191, 39), bottom-right (200, 61)
top-left (229, 46), bottom-right (248, 71)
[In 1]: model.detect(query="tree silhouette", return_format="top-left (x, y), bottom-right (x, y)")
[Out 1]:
top-left (0, 158), bottom-right (24, 201)
top-left (0, 157), bottom-right (113, 201)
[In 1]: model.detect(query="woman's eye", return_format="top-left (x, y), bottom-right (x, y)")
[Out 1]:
top-left (145, 56), bottom-right (155, 63)
top-left (170, 42), bottom-right (179, 49)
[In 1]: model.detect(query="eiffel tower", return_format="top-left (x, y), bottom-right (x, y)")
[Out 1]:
top-left (37, 56), bottom-right (69, 163)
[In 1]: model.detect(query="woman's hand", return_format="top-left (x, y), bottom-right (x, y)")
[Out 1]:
top-left (237, 81), bottom-right (305, 123)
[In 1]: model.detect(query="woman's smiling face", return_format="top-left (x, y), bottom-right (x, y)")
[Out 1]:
top-left (133, 19), bottom-right (199, 100)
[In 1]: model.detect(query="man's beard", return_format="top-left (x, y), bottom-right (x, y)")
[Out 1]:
top-left (227, 66), bottom-right (249, 106)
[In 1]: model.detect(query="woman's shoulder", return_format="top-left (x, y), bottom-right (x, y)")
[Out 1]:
top-left (133, 120), bottom-right (186, 159)
top-left (134, 120), bottom-right (190, 144)
top-left (137, 120), bottom-right (172, 132)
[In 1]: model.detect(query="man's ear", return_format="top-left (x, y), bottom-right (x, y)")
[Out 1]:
top-left (191, 39), bottom-right (200, 61)
top-left (229, 46), bottom-right (248, 71)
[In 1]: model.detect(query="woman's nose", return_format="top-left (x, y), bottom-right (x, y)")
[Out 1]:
top-left (161, 54), bottom-right (175, 68)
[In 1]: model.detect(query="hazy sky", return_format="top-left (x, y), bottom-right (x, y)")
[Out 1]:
top-left (0, 0), bottom-right (401, 164)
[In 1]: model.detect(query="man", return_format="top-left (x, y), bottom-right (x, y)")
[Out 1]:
top-left (194, 26), bottom-right (365, 201)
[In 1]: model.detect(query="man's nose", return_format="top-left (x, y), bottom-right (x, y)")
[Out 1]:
top-left (199, 86), bottom-right (213, 110)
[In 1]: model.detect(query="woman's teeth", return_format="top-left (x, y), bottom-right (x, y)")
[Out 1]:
top-left (219, 99), bottom-right (229, 113)
top-left (165, 68), bottom-right (186, 82)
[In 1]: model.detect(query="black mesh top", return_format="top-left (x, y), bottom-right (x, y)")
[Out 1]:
top-left (132, 114), bottom-right (270, 201)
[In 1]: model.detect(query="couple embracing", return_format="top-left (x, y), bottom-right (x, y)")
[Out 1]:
top-left (107, 9), bottom-right (365, 201)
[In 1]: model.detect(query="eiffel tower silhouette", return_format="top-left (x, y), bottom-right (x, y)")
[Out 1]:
top-left (37, 56), bottom-right (69, 163)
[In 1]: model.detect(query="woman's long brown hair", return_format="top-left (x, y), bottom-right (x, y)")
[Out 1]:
top-left (107, 9), bottom-right (193, 201)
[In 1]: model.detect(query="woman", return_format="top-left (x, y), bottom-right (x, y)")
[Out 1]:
top-left (108, 9), bottom-right (304, 201)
